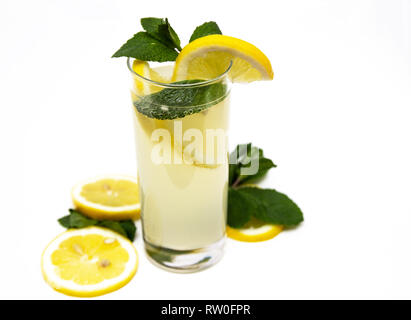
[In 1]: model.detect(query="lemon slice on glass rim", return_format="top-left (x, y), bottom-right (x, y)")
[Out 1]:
top-left (172, 34), bottom-right (274, 82)
top-left (41, 227), bottom-right (138, 297)
top-left (227, 217), bottom-right (283, 242)
top-left (71, 175), bottom-right (140, 221)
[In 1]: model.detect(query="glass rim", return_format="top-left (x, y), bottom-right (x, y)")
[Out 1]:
top-left (127, 57), bottom-right (232, 88)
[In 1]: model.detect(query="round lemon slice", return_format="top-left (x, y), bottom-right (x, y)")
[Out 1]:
top-left (227, 218), bottom-right (283, 242)
top-left (71, 175), bottom-right (140, 221)
top-left (41, 227), bottom-right (138, 297)
top-left (173, 34), bottom-right (274, 83)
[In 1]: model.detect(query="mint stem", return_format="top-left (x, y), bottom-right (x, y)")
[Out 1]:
top-left (232, 177), bottom-right (242, 188)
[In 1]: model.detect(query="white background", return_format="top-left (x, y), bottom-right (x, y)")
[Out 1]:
top-left (1, 0), bottom-right (410, 299)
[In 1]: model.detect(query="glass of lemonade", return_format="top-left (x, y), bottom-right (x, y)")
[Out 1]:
top-left (127, 58), bottom-right (232, 272)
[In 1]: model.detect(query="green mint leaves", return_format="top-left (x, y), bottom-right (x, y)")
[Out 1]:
top-left (227, 188), bottom-right (255, 228)
top-left (189, 21), bottom-right (222, 42)
top-left (58, 209), bottom-right (137, 241)
top-left (112, 32), bottom-right (178, 62)
top-left (140, 18), bottom-right (182, 51)
top-left (134, 80), bottom-right (228, 120)
top-left (112, 18), bottom-right (222, 62)
top-left (229, 143), bottom-right (276, 187)
top-left (228, 144), bottom-right (304, 228)
top-left (112, 18), bottom-right (181, 62)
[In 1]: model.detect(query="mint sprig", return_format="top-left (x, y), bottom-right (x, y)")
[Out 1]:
top-left (228, 144), bottom-right (304, 228)
top-left (189, 21), bottom-right (222, 42)
top-left (58, 209), bottom-right (137, 241)
top-left (112, 18), bottom-right (222, 62)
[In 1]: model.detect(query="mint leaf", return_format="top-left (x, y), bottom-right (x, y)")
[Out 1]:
top-left (141, 17), bottom-right (182, 51)
top-left (228, 161), bottom-right (238, 186)
top-left (166, 19), bottom-right (182, 51)
top-left (229, 143), bottom-right (276, 187)
top-left (146, 247), bottom-right (173, 263)
top-left (57, 215), bottom-right (71, 228)
top-left (238, 187), bottom-right (304, 226)
top-left (68, 209), bottom-right (98, 228)
top-left (119, 221), bottom-right (137, 241)
top-left (227, 188), bottom-right (257, 228)
top-left (241, 157), bottom-right (276, 184)
top-left (98, 220), bottom-right (128, 239)
top-left (98, 219), bottom-right (136, 241)
top-left (112, 32), bottom-right (178, 62)
top-left (57, 210), bottom-right (137, 241)
top-left (190, 21), bottom-right (222, 42)
top-left (134, 80), bottom-right (228, 120)
top-left (141, 17), bottom-right (167, 36)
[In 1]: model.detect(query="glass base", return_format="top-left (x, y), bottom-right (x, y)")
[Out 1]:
top-left (144, 238), bottom-right (225, 273)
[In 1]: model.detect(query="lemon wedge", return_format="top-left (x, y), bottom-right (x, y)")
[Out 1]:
top-left (41, 227), bottom-right (138, 297)
top-left (173, 34), bottom-right (273, 82)
top-left (227, 217), bottom-right (283, 242)
top-left (71, 175), bottom-right (140, 221)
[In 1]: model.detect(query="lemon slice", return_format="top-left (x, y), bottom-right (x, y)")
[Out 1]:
top-left (227, 218), bottom-right (283, 242)
top-left (132, 60), bottom-right (168, 95)
top-left (71, 175), bottom-right (140, 221)
top-left (173, 34), bottom-right (273, 83)
top-left (41, 227), bottom-right (138, 297)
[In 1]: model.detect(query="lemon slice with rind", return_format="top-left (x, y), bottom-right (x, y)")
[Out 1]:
top-left (71, 175), bottom-right (140, 221)
top-left (227, 217), bottom-right (283, 242)
top-left (173, 34), bottom-right (273, 82)
top-left (41, 227), bottom-right (138, 297)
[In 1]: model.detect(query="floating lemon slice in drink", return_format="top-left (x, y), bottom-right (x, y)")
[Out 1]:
top-left (227, 217), bottom-right (283, 242)
top-left (71, 175), bottom-right (140, 221)
top-left (173, 34), bottom-right (273, 82)
top-left (41, 227), bottom-right (138, 297)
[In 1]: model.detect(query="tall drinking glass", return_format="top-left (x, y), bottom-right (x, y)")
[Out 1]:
top-left (127, 58), bottom-right (232, 272)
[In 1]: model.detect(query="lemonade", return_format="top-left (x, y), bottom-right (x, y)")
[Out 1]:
top-left (114, 17), bottom-right (274, 272)
top-left (130, 62), bottom-right (231, 271)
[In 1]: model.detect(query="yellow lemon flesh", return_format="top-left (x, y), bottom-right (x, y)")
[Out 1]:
top-left (41, 227), bottom-right (138, 297)
top-left (71, 175), bottom-right (140, 221)
top-left (227, 217), bottom-right (283, 242)
top-left (173, 34), bottom-right (273, 82)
